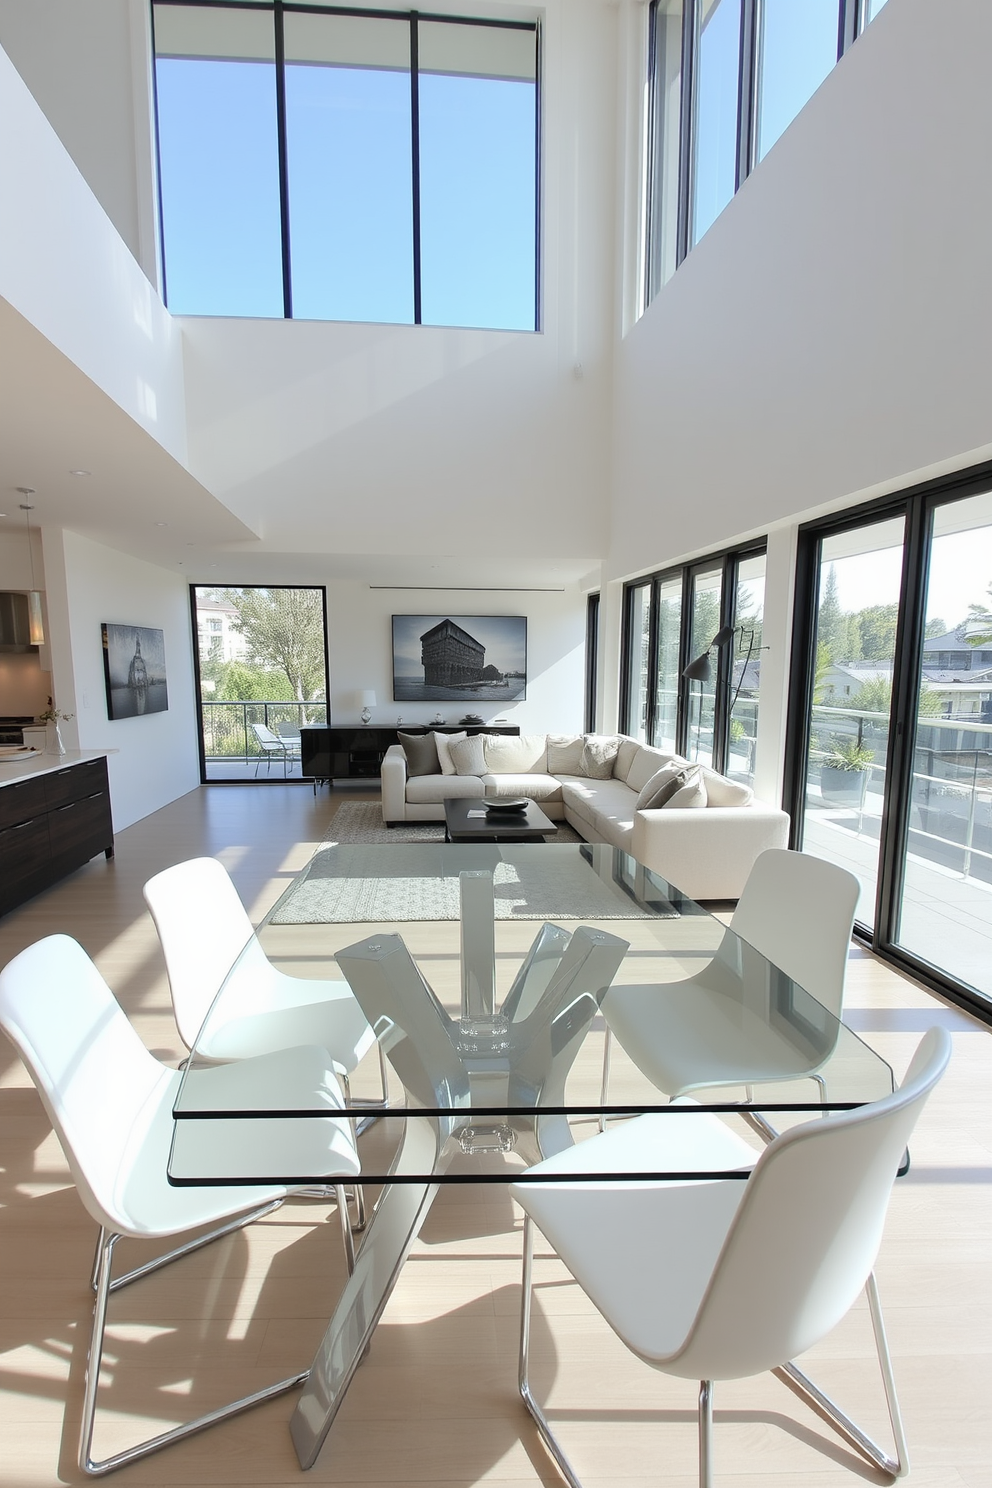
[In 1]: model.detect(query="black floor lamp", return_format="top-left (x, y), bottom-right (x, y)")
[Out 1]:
top-left (681, 624), bottom-right (756, 761)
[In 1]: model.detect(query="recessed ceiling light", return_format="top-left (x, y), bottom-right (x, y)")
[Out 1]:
top-left (69, 469), bottom-right (91, 477)
top-left (154, 521), bottom-right (169, 528)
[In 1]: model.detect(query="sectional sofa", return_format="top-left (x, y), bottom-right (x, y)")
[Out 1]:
top-left (380, 732), bottom-right (789, 900)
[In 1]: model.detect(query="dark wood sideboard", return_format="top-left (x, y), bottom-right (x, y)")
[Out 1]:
top-left (0, 757), bottom-right (114, 917)
top-left (301, 725), bottom-right (521, 788)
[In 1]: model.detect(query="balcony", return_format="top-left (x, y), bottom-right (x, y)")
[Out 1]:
top-left (805, 705), bottom-right (992, 1001)
top-left (200, 701), bottom-right (327, 781)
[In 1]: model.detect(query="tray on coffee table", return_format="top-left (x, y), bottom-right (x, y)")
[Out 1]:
top-left (443, 796), bottom-right (557, 843)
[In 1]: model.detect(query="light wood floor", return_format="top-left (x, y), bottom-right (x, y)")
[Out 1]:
top-left (0, 783), bottom-right (988, 1488)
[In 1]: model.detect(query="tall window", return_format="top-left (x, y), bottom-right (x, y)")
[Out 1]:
top-left (153, 4), bottom-right (539, 331)
top-left (191, 585), bottom-right (328, 782)
top-left (622, 544), bottom-right (765, 784)
top-left (646, 0), bottom-right (883, 301)
top-left (787, 467), bottom-right (992, 1020)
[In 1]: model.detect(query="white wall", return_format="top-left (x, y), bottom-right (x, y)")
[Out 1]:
top-left (325, 582), bottom-right (587, 735)
top-left (43, 529), bottom-right (200, 830)
top-left (0, 0), bottom-right (155, 277)
top-left (179, 0), bottom-right (619, 562)
top-left (0, 38), bottom-right (187, 466)
top-left (610, 0), bottom-right (992, 582)
top-left (601, 0), bottom-right (992, 797)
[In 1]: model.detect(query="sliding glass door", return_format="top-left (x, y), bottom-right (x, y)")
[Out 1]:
top-left (893, 491), bottom-right (992, 996)
top-left (622, 544), bottom-right (765, 778)
top-left (795, 517), bottom-right (905, 927)
top-left (686, 564), bottom-right (723, 766)
top-left (789, 468), bottom-right (992, 1017)
top-left (652, 575), bottom-right (683, 753)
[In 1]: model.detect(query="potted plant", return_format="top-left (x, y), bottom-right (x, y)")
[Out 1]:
top-left (820, 738), bottom-right (873, 808)
top-left (38, 704), bottom-right (73, 756)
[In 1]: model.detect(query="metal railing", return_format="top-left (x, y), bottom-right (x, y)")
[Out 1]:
top-left (200, 701), bottom-right (327, 761)
top-left (808, 705), bottom-right (992, 885)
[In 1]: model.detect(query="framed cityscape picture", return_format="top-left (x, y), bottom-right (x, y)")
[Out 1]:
top-left (392, 614), bottom-right (527, 702)
top-left (102, 623), bottom-right (169, 719)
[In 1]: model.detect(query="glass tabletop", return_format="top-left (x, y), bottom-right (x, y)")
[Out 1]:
top-left (169, 843), bottom-right (893, 1185)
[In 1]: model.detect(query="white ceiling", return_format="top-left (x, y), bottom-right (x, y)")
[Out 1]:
top-left (0, 295), bottom-right (599, 592)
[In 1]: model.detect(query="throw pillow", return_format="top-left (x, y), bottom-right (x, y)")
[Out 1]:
top-left (434, 731), bottom-right (466, 776)
top-left (699, 766), bottom-right (754, 807)
top-left (398, 731), bottom-right (440, 777)
top-left (546, 734), bottom-right (585, 775)
top-left (580, 734), bottom-right (622, 780)
top-left (449, 733), bottom-right (488, 776)
top-left (636, 761), bottom-right (707, 811)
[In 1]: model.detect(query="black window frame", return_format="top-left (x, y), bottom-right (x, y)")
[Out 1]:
top-left (784, 457), bottom-right (992, 1027)
top-left (151, 0), bottom-right (542, 331)
top-left (645, 0), bottom-right (867, 304)
top-left (189, 581), bottom-right (331, 785)
top-left (584, 591), bottom-right (600, 733)
top-left (620, 539), bottom-right (765, 773)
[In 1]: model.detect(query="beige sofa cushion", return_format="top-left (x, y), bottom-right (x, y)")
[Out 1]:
top-left (483, 773), bottom-right (562, 802)
top-left (613, 738), bottom-right (641, 782)
top-left (406, 774), bottom-right (485, 804)
top-left (700, 767), bottom-right (754, 807)
top-left (434, 731), bottom-right (466, 775)
top-left (626, 743), bottom-right (684, 794)
top-left (484, 733), bottom-right (549, 773)
top-left (547, 734), bottom-right (585, 774)
top-left (561, 777), bottom-right (636, 848)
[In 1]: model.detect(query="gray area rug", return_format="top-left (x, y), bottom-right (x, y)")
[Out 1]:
top-left (270, 804), bottom-right (661, 924)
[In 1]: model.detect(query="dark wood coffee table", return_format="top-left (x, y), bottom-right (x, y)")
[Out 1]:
top-left (443, 797), bottom-right (558, 843)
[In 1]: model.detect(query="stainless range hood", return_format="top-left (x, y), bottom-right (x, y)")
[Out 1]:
top-left (0, 592), bottom-right (41, 651)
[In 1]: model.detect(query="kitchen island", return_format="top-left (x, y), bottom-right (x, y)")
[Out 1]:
top-left (0, 751), bottom-right (114, 916)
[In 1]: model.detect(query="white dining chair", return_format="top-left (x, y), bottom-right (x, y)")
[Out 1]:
top-left (143, 856), bottom-right (387, 1101)
top-left (601, 848), bottom-right (862, 1113)
top-left (0, 934), bottom-right (361, 1477)
top-left (513, 1025), bottom-right (950, 1488)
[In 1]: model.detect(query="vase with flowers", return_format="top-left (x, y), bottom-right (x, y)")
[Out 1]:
top-left (39, 704), bottom-right (74, 756)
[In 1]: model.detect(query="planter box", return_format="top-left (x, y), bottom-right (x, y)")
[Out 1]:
top-left (820, 765), bottom-right (868, 809)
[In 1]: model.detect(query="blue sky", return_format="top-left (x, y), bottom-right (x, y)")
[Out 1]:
top-left (156, 49), bottom-right (536, 330)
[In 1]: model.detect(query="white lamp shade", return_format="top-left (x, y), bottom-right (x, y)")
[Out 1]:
top-left (359, 691), bottom-right (377, 707)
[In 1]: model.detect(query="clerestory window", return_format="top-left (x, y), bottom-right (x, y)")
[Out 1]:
top-left (645, 0), bottom-right (889, 302)
top-left (151, 2), bottom-right (540, 331)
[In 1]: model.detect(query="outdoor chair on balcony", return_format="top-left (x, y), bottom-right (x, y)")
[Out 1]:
top-left (251, 722), bottom-right (290, 775)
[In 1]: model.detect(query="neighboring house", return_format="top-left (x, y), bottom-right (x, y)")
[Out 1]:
top-left (195, 599), bottom-right (248, 667)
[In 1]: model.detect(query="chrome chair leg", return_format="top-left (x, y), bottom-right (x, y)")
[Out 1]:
top-left (599, 1026), bottom-right (612, 1132)
top-left (92, 1199), bottom-right (284, 1296)
top-left (518, 1217), bottom-right (585, 1488)
top-left (698, 1380), bottom-right (713, 1488)
top-left (79, 1203), bottom-right (311, 1476)
top-left (779, 1271), bottom-right (908, 1479)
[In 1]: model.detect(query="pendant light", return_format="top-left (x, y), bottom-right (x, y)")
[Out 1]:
top-left (16, 488), bottom-right (45, 646)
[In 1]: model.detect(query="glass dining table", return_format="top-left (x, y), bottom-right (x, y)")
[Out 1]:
top-left (168, 841), bottom-right (893, 1470)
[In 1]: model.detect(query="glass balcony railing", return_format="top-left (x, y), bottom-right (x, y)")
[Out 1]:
top-left (805, 704), bottom-right (992, 1003)
top-left (199, 701), bottom-right (327, 779)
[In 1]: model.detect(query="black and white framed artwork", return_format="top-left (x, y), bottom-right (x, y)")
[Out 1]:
top-left (102, 623), bottom-right (169, 719)
top-left (391, 615), bottom-right (527, 702)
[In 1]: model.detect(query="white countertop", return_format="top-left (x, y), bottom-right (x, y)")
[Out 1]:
top-left (0, 749), bottom-right (114, 789)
